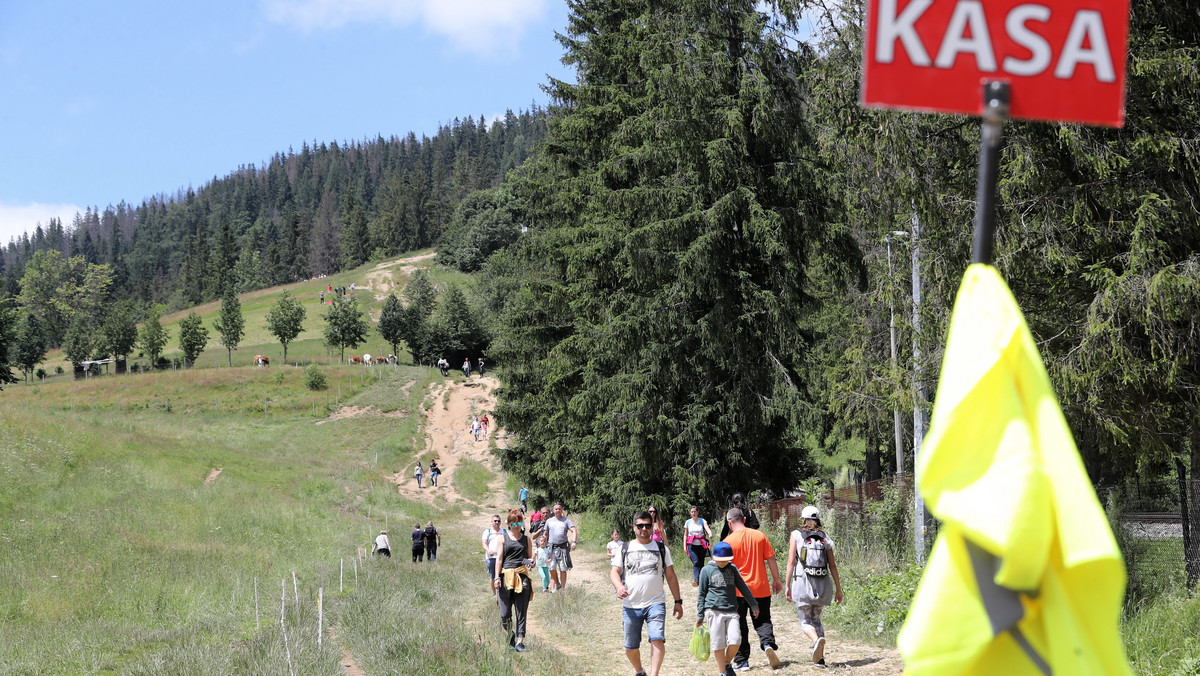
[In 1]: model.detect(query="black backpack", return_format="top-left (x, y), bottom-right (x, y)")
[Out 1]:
top-left (619, 540), bottom-right (667, 583)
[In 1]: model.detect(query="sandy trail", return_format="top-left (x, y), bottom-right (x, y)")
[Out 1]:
top-left (388, 375), bottom-right (503, 506)
top-left (363, 252), bottom-right (437, 301)
top-left (524, 541), bottom-right (905, 675)
top-left (203, 468), bottom-right (222, 485)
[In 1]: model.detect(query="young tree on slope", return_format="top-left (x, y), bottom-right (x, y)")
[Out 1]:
top-left (212, 287), bottom-right (245, 367)
top-left (323, 297), bottom-right (369, 362)
top-left (265, 291), bottom-right (306, 363)
top-left (178, 312), bottom-right (209, 367)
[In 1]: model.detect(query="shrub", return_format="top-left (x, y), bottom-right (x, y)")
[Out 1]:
top-left (35, 368), bottom-right (47, 380)
top-left (54, 366), bottom-right (64, 375)
top-left (304, 363), bottom-right (328, 391)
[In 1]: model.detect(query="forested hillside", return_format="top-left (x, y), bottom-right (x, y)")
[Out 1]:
top-left (1, 109), bottom-right (547, 319)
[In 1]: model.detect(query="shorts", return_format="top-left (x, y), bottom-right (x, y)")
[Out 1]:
top-left (704, 609), bottom-right (741, 651)
top-left (622, 603), bottom-right (667, 650)
top-left (549, 545), bottom-right (572, 571)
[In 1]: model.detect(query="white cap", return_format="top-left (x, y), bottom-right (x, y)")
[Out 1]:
top-left (801, 505), bottom-right (820, 520)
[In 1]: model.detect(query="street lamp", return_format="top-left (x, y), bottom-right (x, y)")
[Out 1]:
top-left (885, 231), bottom-right (909, 478)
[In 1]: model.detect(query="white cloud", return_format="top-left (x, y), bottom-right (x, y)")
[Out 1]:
top-left (0, 202), bottom-right (84, 246)
top-left (261, 0), bottom-right (549, 55)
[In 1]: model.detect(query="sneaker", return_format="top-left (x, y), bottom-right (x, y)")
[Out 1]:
top-left (725, 665), bottom-right (737, 676)
top-left (765, 646), bottom-right (781, 669)
top-left (811, 637), bottom-right (826, 664)
top-left (733, 662), bottom-right (750, 672)
top-left (514, 640), bottom-right (526, 653)
top-left (816, 658), bottom-right (826, 667)
top-left (635, 672), bottom-right (647, 676)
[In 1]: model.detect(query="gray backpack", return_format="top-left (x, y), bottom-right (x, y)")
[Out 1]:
top-left (795, 529), bottom-right (829, 577)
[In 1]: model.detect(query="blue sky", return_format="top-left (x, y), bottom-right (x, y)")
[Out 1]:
top-left (0, 0), bottom-right (572, 244)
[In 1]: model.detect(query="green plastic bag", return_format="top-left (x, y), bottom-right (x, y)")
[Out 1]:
top-left (689, 624), bottom-right (711, 661)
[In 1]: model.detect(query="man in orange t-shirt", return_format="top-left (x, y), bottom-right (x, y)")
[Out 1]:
top-left (723, 508), bottom-right (784, 671)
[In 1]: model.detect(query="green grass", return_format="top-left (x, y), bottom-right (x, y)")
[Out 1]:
top-left (1123, 592), bottom-right (1200, 675)
top-left (454, 459), bottom-right (495, 503)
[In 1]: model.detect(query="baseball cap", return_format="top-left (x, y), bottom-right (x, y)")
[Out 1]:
top-left (801, 505), bottom-right (820, 520)
top-left (712, 542), bottom-right (734, 562)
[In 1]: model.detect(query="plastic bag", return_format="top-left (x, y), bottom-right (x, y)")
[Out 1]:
top-left (689, 624), bottom-right (711, 661)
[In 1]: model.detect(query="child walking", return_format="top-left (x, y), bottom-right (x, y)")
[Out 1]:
top-left (534, 530), bottom-right (552, 592)
top-left (697, 542), bottom-right (759, 676)
top-left (785, 505), bottom-right (843, 665)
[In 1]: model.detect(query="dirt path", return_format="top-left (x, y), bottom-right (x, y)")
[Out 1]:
top-left (525, 542), bottom-right (905, 675)
top-left (328, 626), bottom-right (365, 676)
top-left (387, 376), bottom-right (504, 506)
top-left (203, 468), bottom-right (222, 485)
top-left (363, 252), bottom-right (437, 301)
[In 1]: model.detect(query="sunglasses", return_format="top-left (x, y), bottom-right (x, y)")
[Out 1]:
top-left (634, 523), bottom-right (653, 529)
top-left (492, 519), bottom-right (501, 523)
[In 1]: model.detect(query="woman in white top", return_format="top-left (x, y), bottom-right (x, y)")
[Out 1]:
top-left (684, 505), bottom-right (714, 586)
top-left (372, 529), bottom-right (391, 557)
top-left (414, 462), bottom-right (423, 488)
top-left (605, 529), bottom-right (623, 562)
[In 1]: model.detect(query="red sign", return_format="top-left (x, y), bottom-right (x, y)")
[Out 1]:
top-left (862, 0), bottom-right (1129, 126)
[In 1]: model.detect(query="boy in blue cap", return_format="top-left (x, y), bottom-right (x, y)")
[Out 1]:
top-left (697, 542), bottom-right (759, 676)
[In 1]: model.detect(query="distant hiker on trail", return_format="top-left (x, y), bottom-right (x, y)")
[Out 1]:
top-left (519, 485), bottom-right (529, 511)
top-left (545, 502), bottom-right (577, 591)
top-left (534, 530), bottom-right (552, 592)
top-left (425, 520), bottom-right (442, 561)
top-left (607, 529), bottom-right (623, 563)
top-left (429, 461), bottom-right (440, 487)
top-left (611, 510), bottom-right (683, 676)
top-left (481, 414), bottom-right (489, 437)
top-left (785, 505), bottom-right (842, 666)
top-left (685, 505), bottom-right (714, 586)
top-left (463, 358), bottom-right (472, 378)
top-left (411, 522), bottom-right (426, 562)
top-left (483, 514), bottom-right (505, 584)
top-left (724, 508), bottom-right (784, 671)
top-left (320, 290), bottom-right (324, 304)
top-left (372, 529), bottom-right (391, 558)
top-left (414, 462), bottom-right (423, 489)
top-left (647, 506), bottom-right (666, 544)
top-left (437, 357), bottom-right (449, 376)
top-left (478, 357), bottom-right (485, 375)
top-left (493, 508), bottom-right (533, 652)
top-left (472, 417), bottom-right (482, 442)
top-left (698, 542), bottom-right (759, 676)
top-left (718, 492), bottom-right (761, 541)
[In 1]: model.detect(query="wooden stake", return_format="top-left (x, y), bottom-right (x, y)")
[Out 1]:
top-left (254, 577), bottom-right (260, 630)
top-left (292, 571), bottom-right (299, 608)
top-left (281, 579), bottom-right (295, 676)
top-left (340, 559), bottom-right (344, 592)
top-left (318, 587), bottom-right (324, 649)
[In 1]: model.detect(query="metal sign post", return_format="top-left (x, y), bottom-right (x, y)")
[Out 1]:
top-left (973, 82), bottom-right (1011, 265)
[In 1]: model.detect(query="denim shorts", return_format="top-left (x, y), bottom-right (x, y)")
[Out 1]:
top-left (622, 602), bottom-right (667, 650)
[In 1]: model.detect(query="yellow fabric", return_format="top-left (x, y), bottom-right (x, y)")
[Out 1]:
top-left (501, 566), bottom-right (530, 594)
top-left (898, 264), bottom-right (1131, 675)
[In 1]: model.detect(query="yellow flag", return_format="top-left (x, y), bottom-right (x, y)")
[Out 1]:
top-left (898, 264), bottom-right (1131, 675)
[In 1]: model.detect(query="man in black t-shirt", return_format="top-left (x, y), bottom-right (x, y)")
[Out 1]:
top-left (424, 521), bottom-right (441, 561)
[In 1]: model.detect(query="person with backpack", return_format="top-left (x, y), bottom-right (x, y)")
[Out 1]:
top-left (785, 505), bottom-right (843, 666)
top-left (429, 461), bottom-right (440, 487)
top-left (697, 542), bottom-right (760, 676)
top-left (424, 520), bottom-right (441, 561)
top-left (611, 510), bottom-right (684, 676)
top-left (545, 502), bottom-right (577, 590)
top-left (718, 492), bottom-right (761, 541)
top-left (684, 505), bottom-right (714, 586)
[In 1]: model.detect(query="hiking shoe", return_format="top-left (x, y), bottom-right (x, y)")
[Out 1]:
top-left (514, 640), bottom-right (526, 653)
top-left (765, 646), bottom-right (781, 669)
top-left (811, 637), bottom-right (826, 664)
top-left (733, 662), bottom-right (750, 671)
top-left (817, 658), bottom-right (826, 667)
top-left (725, 665), bottom-right (737, 676)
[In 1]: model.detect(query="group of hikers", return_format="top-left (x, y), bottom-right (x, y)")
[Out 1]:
top-left (436, 356), bottom-right (485, 377)
top-left (477, 492), bottom-right (843, 674)
top-left (371, 520), bottom-right (441, 563)
top-left (320, 283), bottom-right (354, 304)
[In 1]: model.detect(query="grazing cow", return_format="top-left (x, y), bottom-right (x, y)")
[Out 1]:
top-left (363, 354), bottom-right (373, 366)
top-left (386, 355), bottom-right (398, 365)
top-left (348, 355), bottom-right (363, 365)
top-left (254, 355), bottom-right (270, 367)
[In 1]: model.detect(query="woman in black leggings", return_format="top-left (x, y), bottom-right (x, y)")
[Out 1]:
top-left (492, 507), bottom-right (533, 651)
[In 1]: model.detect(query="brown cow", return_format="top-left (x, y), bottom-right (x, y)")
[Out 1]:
top-left (385, 355), bottom-right (398, 365)
top-left (254, 355), bottom-right (270, 367)
top-left (348, 355), bottom-right (363, 365)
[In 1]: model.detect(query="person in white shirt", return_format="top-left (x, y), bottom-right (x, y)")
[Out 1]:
top-left (372, 529), bottom-right (391, 558)
top-left (481, 514), bottom-right (506, 586)
top-left (606, 529), bottom-right (623, 562)
top-left (544, 502), bottom-right (578, 590)
top-left (611, 510), bottom-right (683, 676)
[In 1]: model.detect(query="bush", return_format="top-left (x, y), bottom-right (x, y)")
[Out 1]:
top-left (304, 363), bottom-right (328, 391)
top-left (54, 366), bottom-right (64, 375)
top-left (35, 368), bottom-right (47, 380)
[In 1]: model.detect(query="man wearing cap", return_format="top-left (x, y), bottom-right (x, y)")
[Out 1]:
top-left (723, 508), bottom-right (784, 671)
top-left (698, 541), bottom-right (759, 676)
top-left (611, 510), bottom-right (684, 676)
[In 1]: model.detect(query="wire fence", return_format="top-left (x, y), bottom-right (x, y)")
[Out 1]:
top-left (761, 470), bottom-right (1200, 607)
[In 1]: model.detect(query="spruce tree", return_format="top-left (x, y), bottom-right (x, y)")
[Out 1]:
top-left (339, 192), bottom-right (371, 269)
top-left (212, 287), bottom-right (245, 367)
top-left (491, 0), bottom-right (851, 518)
top-left (402, 269), bottom-right (436, 316)
top-left (376, 293), bottom-right (406, 360)
top-left (0, 300), bottom-right (17, 389)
